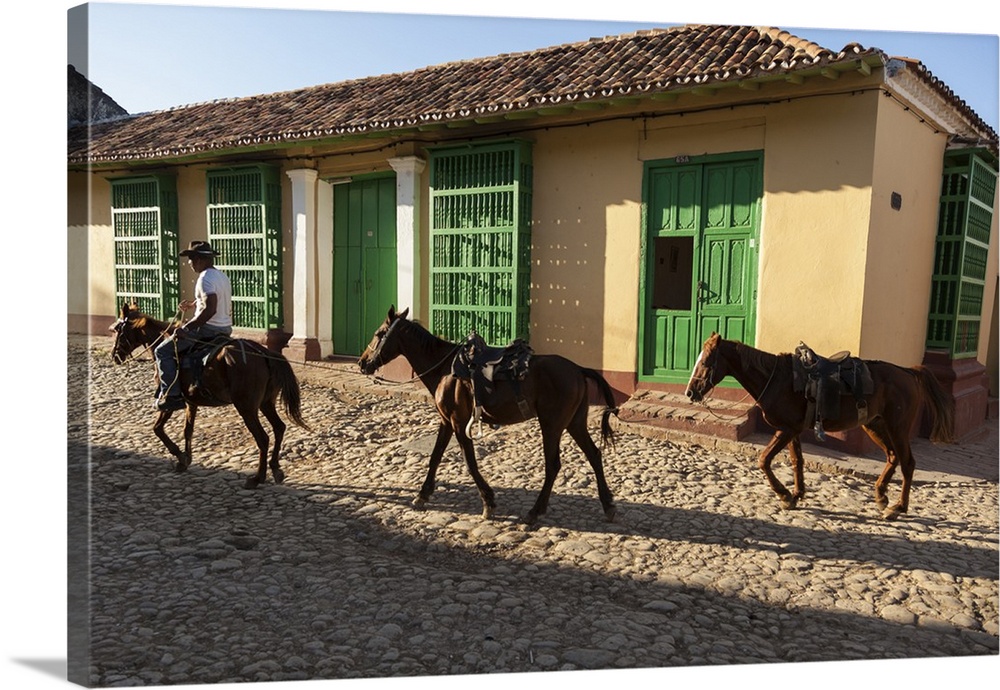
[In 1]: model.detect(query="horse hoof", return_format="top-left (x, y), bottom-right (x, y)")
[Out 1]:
top-left (273, 470), bottom-right (285, 485)
top-left (412, 496), bottom-right (428, 510)
top-left (780, 496), bottom-right (798, 510)
top-left (522, 511), bottom-right (539, 526)
top-left (244, 477), bottom-right (261, 490)
top-left (482, 506), bottom-right (495, 520)
top-left (174, 461), bottom-right (189, 473)
top-left (604, 505), bottom-right (618, 522)
top-left (881, 505), bottom-right (904, 520)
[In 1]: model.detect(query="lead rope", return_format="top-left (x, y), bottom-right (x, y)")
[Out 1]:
top-left (371, 342), bottom-right (465, 387)
top-left (698, 360), bottom-right (778, 421)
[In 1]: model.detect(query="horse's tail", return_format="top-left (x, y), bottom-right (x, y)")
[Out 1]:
top-left (581, 367), bottom-right (619, 449)
top-left (914, 365), bottom-right (955, 443)
top-left (268, 353), bottom-right (311, 431)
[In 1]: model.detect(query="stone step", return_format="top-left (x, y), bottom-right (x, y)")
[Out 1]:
top-left (617, 389), bottom-right (759, 441)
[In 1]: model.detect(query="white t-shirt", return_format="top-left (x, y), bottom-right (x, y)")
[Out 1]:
top-left (194, 266), bottom-right (233, 329)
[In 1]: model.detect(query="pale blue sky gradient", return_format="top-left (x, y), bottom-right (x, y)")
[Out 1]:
top-left (71, 1), bottom-right (999, 131)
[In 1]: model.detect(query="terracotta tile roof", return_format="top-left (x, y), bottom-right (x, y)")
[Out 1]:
top-left (66, 25), bottom-right (996, 166)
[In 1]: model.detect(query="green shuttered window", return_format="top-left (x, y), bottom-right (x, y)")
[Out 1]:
top-left (429, 142), bottom-right (533, 345)
top-left (926, 149), bottom-right (997, 357)
top-left (206, 165), bottom-right (283, 330)
top-left (111, 175), bottom-right (179, 320)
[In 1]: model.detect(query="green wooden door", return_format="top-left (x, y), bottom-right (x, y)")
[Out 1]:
top-left (640, 153), bottom-right (761, 383)
top-left (333, 175), bottom-right (396, 356)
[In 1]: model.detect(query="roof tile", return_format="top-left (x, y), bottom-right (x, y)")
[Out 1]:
top-left (67, 24), bottom-right (995, 165)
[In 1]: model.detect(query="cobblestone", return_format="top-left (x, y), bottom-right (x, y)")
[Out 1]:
top-left (70, 336), bottom-right (998, 686)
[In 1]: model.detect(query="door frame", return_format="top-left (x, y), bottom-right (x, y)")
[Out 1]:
top-left (637, 151), bottom-right (763, 385)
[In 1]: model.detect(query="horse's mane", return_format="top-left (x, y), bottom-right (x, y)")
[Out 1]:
top-left (130, 311), bottom-right (171, 334)
top-left (401, 317), bottom-right (454, 353)
top-left (728, 338), bottom-right (783, 374)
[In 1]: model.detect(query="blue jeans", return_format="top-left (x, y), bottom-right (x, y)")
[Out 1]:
top-left (154, 325), bottom-right (232, 400)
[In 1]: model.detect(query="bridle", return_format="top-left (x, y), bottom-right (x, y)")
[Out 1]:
top-left (686, 349), bottom-right (719, 395)
top-left (362, 317), bottom-right (404, 373)
top-left (111, 315), bottom-right (170, 363)
top-left (361, 317), bottom-right (465, 385)
top-left (690, 341), bottom-right (779, 419)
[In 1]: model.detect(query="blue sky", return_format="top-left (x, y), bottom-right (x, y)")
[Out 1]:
top-left (69, 1), bottom-right (999, 132)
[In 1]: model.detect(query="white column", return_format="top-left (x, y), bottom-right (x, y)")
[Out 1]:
top-left (315, 179), bottom-right (334, 357)
top-left (388, 155), bottom-right (426, 316)
top-left (285, 168), bottom-right (320, 360)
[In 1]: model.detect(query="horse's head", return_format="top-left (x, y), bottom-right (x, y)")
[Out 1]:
top-left (358, 305), bottom-right (409, 375)
top-left (109, 302), bottom-right (146, 364)
top-left (685, 332), bottom-right (726, 402)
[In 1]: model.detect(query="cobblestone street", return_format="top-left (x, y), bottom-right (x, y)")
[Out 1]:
top-left (69, 336), bottom-right (998, 687)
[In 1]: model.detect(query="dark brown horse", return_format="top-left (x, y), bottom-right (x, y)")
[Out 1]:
top-left (685, 333), bottom-right (955, 519)
top-left (110, 303), bottom-right (310, 488)
top-left (358, 306), bottom-right (619, 525)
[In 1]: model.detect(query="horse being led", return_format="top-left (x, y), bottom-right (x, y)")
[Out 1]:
top-left (358, 306), bottom-right (619, 525)
top-left (685, 333), bottom-right (955, 519)
top-left (110, 303), bottom-right (310, 488)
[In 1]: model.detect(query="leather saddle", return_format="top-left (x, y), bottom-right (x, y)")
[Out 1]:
top-left (179, 335), bottom-right (240, 401)
top-left (792, 341), bottom-right (873, 440)
top-left (452, 332), bottom-right (534, 426)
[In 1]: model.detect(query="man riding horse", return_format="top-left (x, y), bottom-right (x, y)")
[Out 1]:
top-left (154, 240), bottom-right (233, 411)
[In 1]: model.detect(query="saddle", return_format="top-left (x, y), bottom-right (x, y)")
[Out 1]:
top-left (451, 332), bottom-right (534, 433)
top-left (792, 342), bottom-right (873, 441)
top-left (180, 335), bottom-right (240, 402)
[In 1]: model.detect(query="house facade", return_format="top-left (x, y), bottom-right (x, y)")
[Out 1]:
top-left (68, 25), bottom-right (999, 440)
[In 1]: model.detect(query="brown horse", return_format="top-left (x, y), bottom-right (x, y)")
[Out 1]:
top-left (358, 306), bottom-right (619, 525)
top-left (685, 333), bottom-right (955, 519)
top-left (110, 303), bottom-right (310, 488)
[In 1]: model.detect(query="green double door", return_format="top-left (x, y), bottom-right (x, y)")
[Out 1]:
top-left (640, 153), bottom-right (762, 384)
top-left (333, 175), bottom-right (397, 356)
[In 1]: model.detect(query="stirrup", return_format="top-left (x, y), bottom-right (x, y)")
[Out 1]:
top-left (813, 420), bottom-right (828, 442)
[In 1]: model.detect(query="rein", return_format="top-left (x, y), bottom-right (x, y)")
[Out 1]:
top-left (114, 310), bottom-right (182, 362)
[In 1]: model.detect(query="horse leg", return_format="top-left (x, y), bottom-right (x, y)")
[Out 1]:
top-left (525, 425), bottom-right (563, 525)
top-left (414, 422), bottom-right (454, 509)
top-left (454, 426), bottom-right (496, 520)
top-left (882, 434), bottom-right (915, 521)
top-left (260, 399), bottom-right (287, 485)
top-left (567, 408), bottom-right (616, 522)
top-left (235, 405), bottom-right (271, 490)
top-left (863, 420), bottom-right (896, 510)
top-left (758, 430), bottom-right (797, 509)
top-left (153, 409), bottom-right (190, 472)
top-left (788, 436), bottom-right (806, 506)
top-left (181, 405), bottom-right (197, 473)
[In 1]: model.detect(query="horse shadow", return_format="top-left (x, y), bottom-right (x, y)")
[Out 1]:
top-left (285, 470), bottom-right (997, 582)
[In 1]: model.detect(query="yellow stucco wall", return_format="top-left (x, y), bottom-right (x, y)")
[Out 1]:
top-left (67, 172), bottom-right (115, 324)
top-left (529, 120), bottom-right (642, 371)
top-left (861, 97), bottom-right (947, 364)
top-left (757, 92), bottom-right (878, 358)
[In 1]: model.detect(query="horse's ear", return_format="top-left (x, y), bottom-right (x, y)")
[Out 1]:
top-left (398, 307), bottom-right (409, 321)
top-left (120, 302), bottom-right (129, 319)
top-left (387, 305), bottom-right (397, 320)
